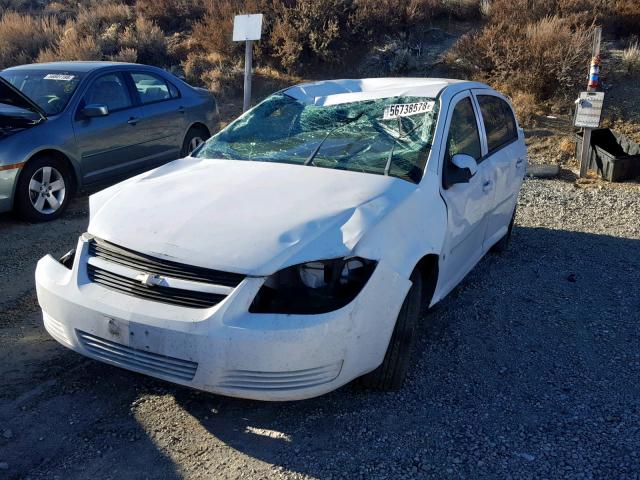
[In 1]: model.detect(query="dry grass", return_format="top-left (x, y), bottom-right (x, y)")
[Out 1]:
top-left (621, 41), bottom-right (640, 76)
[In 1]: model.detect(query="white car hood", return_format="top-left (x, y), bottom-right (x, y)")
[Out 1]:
top-left (89, 158), bottom-right (415, 275)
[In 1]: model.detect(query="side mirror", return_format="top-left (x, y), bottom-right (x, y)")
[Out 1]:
top-left (443, 154), bottom-right (478, 189)
top-left (451, 154), bottom-right (478, 178)
top-left (82, 104), bottom-right (109, 118)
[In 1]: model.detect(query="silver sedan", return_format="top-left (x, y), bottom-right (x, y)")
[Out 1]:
top-left (0, 61), bottom-right (218, 221)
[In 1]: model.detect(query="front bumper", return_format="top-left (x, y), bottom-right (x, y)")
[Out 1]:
top-left (35, 236), bottom-right (411, 400)
top-left (0, 164), bottom-right (21, 213)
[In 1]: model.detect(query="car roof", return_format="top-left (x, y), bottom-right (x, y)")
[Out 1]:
top-left (284, 78), bottom-right (491, 106)
top-left (2, 61), bottom-right (150, 74)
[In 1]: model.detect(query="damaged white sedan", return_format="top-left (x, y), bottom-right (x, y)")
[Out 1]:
top-left (35, 78), bottom-right (527, 400)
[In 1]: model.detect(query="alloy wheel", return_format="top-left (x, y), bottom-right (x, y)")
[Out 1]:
top-left (188, 136), bottom-right (204, 153)
top-left (28, 166), bottom-right (66, 215)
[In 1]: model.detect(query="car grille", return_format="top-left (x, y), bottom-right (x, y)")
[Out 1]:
top-left (87, 237), bottom-right (244, 309)
top-left (88, 238), bottom-right (244, 287)
top-left (218, 362), bottom-right (343, 391)
top-left (77, 330), bottom-right (198, 381)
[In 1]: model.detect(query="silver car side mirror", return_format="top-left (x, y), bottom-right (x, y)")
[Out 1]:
top-left (82, 104), bottom-right (109, 118)
top-left (451, 154), bottom-right (478, 177)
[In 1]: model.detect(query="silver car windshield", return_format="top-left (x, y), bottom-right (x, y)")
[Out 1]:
top-left (0, 70), bottom-right (84, 116)
top-left (196, 93), bottom-right (439, 183)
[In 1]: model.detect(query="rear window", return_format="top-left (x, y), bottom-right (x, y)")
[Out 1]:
top-left (477, 95), bottom-right (517, 153)
top-left (131, 72), bottom-right (179, 105)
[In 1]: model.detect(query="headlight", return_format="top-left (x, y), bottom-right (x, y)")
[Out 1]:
top-left (249, 257), bottom-right (377, 314)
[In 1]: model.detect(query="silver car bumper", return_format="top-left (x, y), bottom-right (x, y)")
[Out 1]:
top-left (0, 163), bottom-right (21, 213)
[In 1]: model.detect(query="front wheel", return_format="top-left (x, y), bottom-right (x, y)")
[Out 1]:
top-left (181, 127), bottom-right (210, 157)
top-left (15, 156), bottom-right (73, 222)
top-left (357, 270), bottom-right (423, 390)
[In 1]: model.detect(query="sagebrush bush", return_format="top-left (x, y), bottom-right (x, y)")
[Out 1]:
top-left (621, 41), bottom-right (640, 76)
top-left (447, 15), bottom-right (592, 100)
top-left (0, 12), bottom-right (62, 68)
top-left (35, 3), bottom-right (168, 66)
top-left (135, 0), bottom-right (205, 32)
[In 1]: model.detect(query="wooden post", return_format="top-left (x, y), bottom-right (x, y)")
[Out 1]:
top-left (579, 26), bottom-right (602, 178)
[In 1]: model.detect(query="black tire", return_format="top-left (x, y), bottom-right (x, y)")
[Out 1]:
top-left (15, 156), bottom-right (73, 222)
top-left (181, 126), bottom-right (210, 157)
top-left (358, 270), bottom-right (423, 390)
top-left (491, 208), bottom-right (516, 253)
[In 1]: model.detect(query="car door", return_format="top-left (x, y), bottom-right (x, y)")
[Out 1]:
top-left (473, 91), bottom-right (526, 249)
top-left (438, 91), bottom-right (495, 296)
top-left (73, 72), bottom-right (146, 184)
top-left (126, 71), bottom-right (186, 164)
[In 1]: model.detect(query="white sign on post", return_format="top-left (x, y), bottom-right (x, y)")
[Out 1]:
top-left (233, 14), bottom-right (263, 112)
top-left (574, 91), bottom-right (605, 129)
top-left (233, 14), bottom-right (263, 41)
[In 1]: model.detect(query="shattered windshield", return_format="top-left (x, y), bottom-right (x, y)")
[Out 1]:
top-left (195, 93), bottom-right (439, 183)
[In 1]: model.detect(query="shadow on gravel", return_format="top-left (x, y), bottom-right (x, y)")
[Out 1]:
top-left (2, 226), bottom-right (639, 479)
top-left (170, 226), bottom-right (640, 479)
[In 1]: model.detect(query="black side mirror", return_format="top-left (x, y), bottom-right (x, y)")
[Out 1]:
top-left (82, 104), bottom-right (109, 118)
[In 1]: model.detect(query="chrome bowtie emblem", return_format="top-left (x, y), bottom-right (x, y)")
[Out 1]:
top-left (135, 273), bottom-right (163, 286)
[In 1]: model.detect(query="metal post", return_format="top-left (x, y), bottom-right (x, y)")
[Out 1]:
top-left (579, 26), bottom-right (602, 178)
top-left (243, 40), bottom-right (253, 112)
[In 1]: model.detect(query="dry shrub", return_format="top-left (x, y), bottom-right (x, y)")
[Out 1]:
top-left (350, 0), bottom-right (478, 41)
top-left (510, 91), bottom-right (538, 126)
top-left (0, 12), bottom-right (62, 68)
top-left (37, 28), bottom-right (101, 62)
top-left (559, 137), bottom-right (576, 157)
top-left (621, 41), bottom-right (640, 76)
top-left (270, 0), bottom-right (354, 72)
top-left (448, 16), bottom-right (591, 100)
top-left (135, 0), bottom-right (205, 32)
top-left (37, 3), bottom-right (168, 65)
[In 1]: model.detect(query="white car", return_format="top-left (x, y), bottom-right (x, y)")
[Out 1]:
top-left (35, 78), bottom-right (527, 401)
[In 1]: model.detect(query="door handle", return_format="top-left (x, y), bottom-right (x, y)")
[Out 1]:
top-left (177, 106), bottom-right (185, 114)
top-left (482, 180), bottom-right (492, 192)
top-left (127, 117), bottom-right (140, 125)
top-left (516, 157), bottom-right (525, 167)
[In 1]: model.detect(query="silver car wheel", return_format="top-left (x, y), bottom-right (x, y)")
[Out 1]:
top-left (28, 166), bottom-right (66, 214)
top-left (188, 136), bottom-right (204, 153)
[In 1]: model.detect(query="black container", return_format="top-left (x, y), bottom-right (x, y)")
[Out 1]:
top-left (575, 128), bottom-right (640, 182)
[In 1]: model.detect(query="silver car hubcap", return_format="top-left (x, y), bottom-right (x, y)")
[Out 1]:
top-left (28, 166), bottom-right (66, 214)
top-left (188, 136), bottom-right (204, 153)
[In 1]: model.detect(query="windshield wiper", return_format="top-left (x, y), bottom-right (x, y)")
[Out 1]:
top-left (304, 113), bottom-right (364, 166)
top-left (382, 119), bottom-right (428, 176)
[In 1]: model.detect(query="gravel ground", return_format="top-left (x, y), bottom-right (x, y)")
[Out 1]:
top-left (1, 177), bottom-right (639, 480)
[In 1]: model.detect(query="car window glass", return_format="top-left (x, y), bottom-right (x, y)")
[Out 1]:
top-left (0, 70), bottom-right (84, 116)
top-left (478, 95), bottom-right (517, 152)
top-left (131, 73), bottom-right (172, 104)
top-left (446, 97), bottom-right (481, 161)
top-left (196, 93), bottom-right (439, 184)
top-left (167, 81), bottom-right (180, 99)
top-left (84, 74), bottom-right (131, 112)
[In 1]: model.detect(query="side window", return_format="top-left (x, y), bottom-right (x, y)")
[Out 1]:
top-left (131, 72), bottom-right (175, 104)
top-left (446, 97), bottom-right (481, 161)
top-left (477, 95), bottom-right (518, 153)
top-left (84, 73), bottom-right (132, 112)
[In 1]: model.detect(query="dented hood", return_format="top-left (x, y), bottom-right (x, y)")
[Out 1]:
top-left (89, 158), bottom-right (415, 275)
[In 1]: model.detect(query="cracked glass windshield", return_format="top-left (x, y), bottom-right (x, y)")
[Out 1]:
top-left (195, 93), bottom-right (439, 183)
